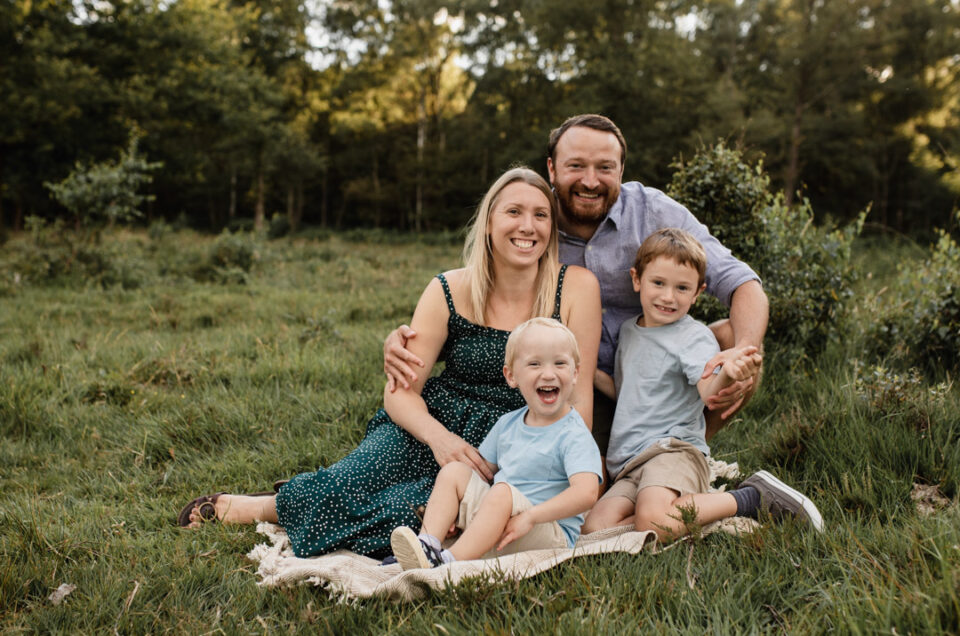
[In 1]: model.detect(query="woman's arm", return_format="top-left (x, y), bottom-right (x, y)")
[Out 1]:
top-left (383, 273), bottom-right (494, 480)
top-left (559, 266), bottom-right (602, 430)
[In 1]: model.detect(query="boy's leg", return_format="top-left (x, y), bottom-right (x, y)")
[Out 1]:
top-left (419, 462), bottom-right (475, 540)
top-left (582, 494), bottom-right (635, 533)
top-left (634, 488), bottom-right (737, 540)
top-left (446, 483), bottom-right (514, 561)
top-left (391, 462), bottom-right (478, 570)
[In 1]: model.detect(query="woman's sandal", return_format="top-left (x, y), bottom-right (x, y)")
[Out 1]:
top-left (176, 491), bottom-right (275, 527)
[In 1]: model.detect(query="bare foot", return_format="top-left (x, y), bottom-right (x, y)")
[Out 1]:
top-left (186, 494), bottom-right (278, 527)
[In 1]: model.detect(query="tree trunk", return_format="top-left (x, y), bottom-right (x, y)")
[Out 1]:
top-left (294, 181), bottom-right (304, 232)
top-left (286, 185), bottom-right (294, 230)
top-left (415, 85), bottom-right (426, 232)
top-left (228, 166), bottom-right (237, 220)
top-left (783, 101), bottom-right (804, 208)
top-left (372, 151), bottom-right (381, 228)
top-left (254, 157), bottom-right (266, 232)
top-left (320, 166), bottom-right (328, 227)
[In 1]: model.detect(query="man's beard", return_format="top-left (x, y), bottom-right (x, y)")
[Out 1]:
top-left (555, 184), bottom-right (619, 226)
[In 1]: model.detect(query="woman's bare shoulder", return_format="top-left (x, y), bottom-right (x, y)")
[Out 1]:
top-left (562, 265), bottom-right (600, 290)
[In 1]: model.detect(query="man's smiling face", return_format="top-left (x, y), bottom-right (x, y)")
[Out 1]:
top-left (547, 126), bottom-right (624, 230)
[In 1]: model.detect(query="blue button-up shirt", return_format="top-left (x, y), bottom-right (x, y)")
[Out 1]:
top-left (558, 181), bottom-right (760, 374)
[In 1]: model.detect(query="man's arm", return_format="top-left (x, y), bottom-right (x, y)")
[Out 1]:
top-left (727, 280), bottom-right (769, 349)
top-left (702, 280), bottom-right (769, 432)
top-left (384, 325), bottom-right (424, 392)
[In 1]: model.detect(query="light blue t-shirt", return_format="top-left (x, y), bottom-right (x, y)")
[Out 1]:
top-left (478, 406), bottom-right (602, 547)
top-left (606, 314), bottom-right (719, 481)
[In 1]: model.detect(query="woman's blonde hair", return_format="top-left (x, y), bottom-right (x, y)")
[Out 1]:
top-left (461, 167), bottom-right (560, 324)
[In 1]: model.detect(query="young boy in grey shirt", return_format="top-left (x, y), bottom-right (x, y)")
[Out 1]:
top-left (582, 229), bottom-right (823, 540)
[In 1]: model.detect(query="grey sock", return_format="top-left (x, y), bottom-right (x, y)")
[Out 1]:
top-left (418, 532), bottom-right (442, 553)
top-left (731, 486), bottom-right (761, 518)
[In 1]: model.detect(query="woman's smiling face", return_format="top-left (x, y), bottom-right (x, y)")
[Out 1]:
top-left (487, 182), bottom-right (553, 269)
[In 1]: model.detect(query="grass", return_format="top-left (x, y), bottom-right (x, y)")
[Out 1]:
top-left (1, 229), bottom-right (959, 633)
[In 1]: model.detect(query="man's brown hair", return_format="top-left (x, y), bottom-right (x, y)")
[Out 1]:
top-left (547, 114), bottom-right (627, 166)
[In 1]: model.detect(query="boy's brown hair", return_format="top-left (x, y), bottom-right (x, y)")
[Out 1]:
top-left (633, 228), bottom-right (708, 287)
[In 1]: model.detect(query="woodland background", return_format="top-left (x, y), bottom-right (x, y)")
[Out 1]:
top-left (2, 0), bottom-right (959, 236)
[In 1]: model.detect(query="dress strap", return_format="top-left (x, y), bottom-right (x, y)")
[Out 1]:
top-left (436, 273), bottom-right (457, 315)
top-left (551, 265), bottom-right (568, 320)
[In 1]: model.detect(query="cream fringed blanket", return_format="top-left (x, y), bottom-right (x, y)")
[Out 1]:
top-left (246, 458), bottom-right (757, 602)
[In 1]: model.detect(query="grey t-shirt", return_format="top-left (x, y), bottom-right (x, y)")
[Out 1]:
top-left (606, 314), bottom-right (719, 481)
top-left (558, 181), bottom-right (760, 375)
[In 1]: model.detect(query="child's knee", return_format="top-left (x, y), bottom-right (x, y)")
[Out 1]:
top-left (486, 482), bottom-right (514, 509)
top-left (437, 461), bottom-right (474, 484)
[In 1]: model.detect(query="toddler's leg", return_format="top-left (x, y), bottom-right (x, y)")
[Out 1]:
top-left (581, 496), bottom-right (635, 534)
top-left (447, 482), bottom-right (514, 561)
top-left (419, 462), bottom-right (475, 539)
top-left (391, 462), bottom-right (477, 570)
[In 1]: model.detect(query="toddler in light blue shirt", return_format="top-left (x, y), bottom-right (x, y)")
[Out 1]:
top-left (390, 318), bottom-right (602, 569)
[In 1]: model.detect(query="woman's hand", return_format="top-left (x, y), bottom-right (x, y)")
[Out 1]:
top-left (429, 430), bottom-right (494, 482)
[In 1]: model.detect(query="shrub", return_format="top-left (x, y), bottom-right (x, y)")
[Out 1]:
top-left (867, 211), bottom-right (960, 373)
top-left (668, 142), bottom-right (864, 359)
top-left (268, 213), bottom-right (291, 239)
top-left (44, 133), bottom-right (161, 245)
top-left (187, 230), bottom-right (260, 284)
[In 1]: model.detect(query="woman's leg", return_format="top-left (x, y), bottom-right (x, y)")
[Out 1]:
top-left (276, 413), bottom-right (437, 558)
top-left (188, 494), bottom-right (278, 527)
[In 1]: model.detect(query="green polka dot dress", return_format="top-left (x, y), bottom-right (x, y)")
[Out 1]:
top-left (275, 266), bottom-right (568, 558)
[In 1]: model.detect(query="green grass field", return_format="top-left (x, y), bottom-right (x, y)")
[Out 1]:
top-left (2, 230), bottom-right (958, 633)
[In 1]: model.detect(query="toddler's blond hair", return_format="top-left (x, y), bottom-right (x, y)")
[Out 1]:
top-left (504, 317), bottom-right (580, 370)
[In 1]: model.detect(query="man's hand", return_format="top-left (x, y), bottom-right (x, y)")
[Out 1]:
top-left (383, 324), bottom-right (425, 392)
top-left (497, 510), bottom-right (535, 550)
top-left (702, 347), bottom-right (762, 419)
top-left (429, 430), bottom-right (494, 482)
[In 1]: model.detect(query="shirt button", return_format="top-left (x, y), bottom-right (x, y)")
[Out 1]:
top-left (601, 308), bottom-right (606, 314)
top-left (587, 246), bottom-right (593, 251)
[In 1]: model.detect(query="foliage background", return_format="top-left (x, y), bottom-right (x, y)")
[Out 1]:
top-left (2, 0), bottom-right (959, 235)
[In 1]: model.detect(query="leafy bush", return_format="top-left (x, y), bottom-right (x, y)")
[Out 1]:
top-left (268, 213), bottom-right (291, 239)
top-left (1, 223), bottom-right (152, 289)
top-left (867, 212), bottom-right (960, 373)
top-left (44, 134), bottom-right (161, 245)
top-left (187, 230), bottom-right (260, 284)
top-left (668, 142), bottom-right (864, 358)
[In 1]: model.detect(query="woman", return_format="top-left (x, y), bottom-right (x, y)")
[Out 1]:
top-left (179, 167), bottom-right (602, 559)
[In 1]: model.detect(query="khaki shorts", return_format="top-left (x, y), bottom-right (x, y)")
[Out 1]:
top-left (601, 438), bottom-right (710, 505)
top-left (448, 472), bottom-right (569, 557)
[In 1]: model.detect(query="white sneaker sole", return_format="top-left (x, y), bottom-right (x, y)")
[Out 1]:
top-left (390, 526), bottom-right (433, 570)
top-left (752, 470), bottom-right (824, 532)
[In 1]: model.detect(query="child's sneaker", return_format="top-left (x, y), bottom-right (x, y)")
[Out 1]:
top-left (390, 526), bottom-right (444, 570)
top-left (741, 470), bottom-right (824, 532)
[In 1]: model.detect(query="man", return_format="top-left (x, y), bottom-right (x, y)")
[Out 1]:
top-left (385, 114), bottom-right (767, 459)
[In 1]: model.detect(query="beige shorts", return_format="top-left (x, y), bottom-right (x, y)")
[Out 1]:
top-left (601, 438), bottom-right (710, 504)
top-left (448, 472), bottom-right (570, 557)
